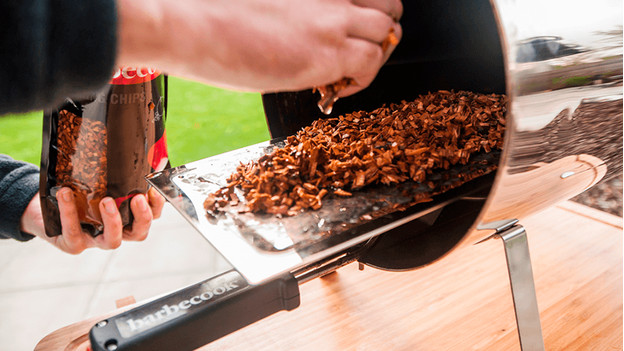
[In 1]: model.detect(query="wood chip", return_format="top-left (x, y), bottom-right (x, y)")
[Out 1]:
top-left (204, 90), bottom-right (507, 216)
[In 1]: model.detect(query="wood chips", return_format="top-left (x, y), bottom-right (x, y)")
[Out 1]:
top-left (55, 110), bottom-right (108, 198)
top-left (204, 90), bottom-right (507, 217)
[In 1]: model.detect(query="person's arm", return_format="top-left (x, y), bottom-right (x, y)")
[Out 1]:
top-left (0, 155), bottom-right (39, 241)
top-left (0, 0), bottom-right (118, 115)
top-left (116, 0), bottom-right (403, 96)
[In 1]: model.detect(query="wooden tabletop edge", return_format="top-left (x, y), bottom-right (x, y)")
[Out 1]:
top-left (557, 200), bottom-right (623, 229)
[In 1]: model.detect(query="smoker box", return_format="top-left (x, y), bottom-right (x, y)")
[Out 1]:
top-left (87, 0), bottom-right (622, 350)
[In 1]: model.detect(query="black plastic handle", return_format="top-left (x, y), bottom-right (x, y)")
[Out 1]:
top-left (89, 270), bottom-right (300, 350)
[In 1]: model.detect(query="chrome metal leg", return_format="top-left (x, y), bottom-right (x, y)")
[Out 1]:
top-left (496, 225), bottom-right (545, 351)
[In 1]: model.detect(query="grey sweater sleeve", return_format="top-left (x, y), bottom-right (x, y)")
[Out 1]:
top-left (0, 0), bottom-right (117, 115)
top-left (0, 155), bottom-right (39, 241)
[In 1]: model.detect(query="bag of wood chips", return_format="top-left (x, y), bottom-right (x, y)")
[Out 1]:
top-left (40, 67), bottom-right (169, 237)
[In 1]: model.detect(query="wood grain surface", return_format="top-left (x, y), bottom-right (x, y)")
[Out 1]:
top-left (35, 202), bottom-right (622, 351)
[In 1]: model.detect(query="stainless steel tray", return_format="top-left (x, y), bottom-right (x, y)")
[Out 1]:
top-left (146, 140), bottom-right (498, 284)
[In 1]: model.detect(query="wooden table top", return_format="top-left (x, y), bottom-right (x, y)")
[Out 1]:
top-left (36, 201), bottom-right (622, 351)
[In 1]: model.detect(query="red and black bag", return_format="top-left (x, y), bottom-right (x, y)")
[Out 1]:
top-left (40, 67), bottom-right (169, 237)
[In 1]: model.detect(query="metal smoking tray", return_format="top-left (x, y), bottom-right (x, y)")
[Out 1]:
top-left (146, 139), bottom-right (498, 285)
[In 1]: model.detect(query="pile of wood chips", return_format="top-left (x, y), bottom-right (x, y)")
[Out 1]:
top-left (204, 90), bottom-right (506, 216)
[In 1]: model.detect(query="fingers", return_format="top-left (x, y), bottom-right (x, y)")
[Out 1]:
top-left (123, 194), bottom-right (152, 242)
top-left (335, 38), bottom-right (383, 97)
top-left (147, 187), bottom-right (165, 219)
top-left (340, 38), bottom-right (384, 76)
top-left (352, 0), bottom-right (403, 22)
top-left (96, 197), bottom-right (123, 250)
top-left (347, 6), bottom-right (397, 45)
top-left (56, 188), bottom-right (89, 254)
top-left (51, 189), bottom-right (159, 254)
top-left (124, 189), bottom-right (164, 241)
top-left (337, 1), bottom-right (402, 98)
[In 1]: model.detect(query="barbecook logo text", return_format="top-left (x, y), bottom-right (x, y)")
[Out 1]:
top-left (121, 281), bottom-right (240, 334)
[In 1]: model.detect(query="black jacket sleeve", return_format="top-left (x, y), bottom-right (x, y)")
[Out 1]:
top-left (0, 155), bottom-right (39, 241)
top-left (0, 0), bottom-right (117, 115)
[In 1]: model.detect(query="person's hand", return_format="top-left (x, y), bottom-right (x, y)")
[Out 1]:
top-left (116, 0), bottom-right (403, 97)
top-left (20, 188), bottom-right (165, 254)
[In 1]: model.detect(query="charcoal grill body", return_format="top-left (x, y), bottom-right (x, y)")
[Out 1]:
top-left (262, 0), bottom-right (623, 268)
top-left (89, 1), bottom-right (622, 350)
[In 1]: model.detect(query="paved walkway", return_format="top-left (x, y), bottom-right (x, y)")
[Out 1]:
top-left (0, 204), bottom-right (231, 351)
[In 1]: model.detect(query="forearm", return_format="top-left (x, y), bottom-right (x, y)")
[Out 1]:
top-left (116, 0), bottom-right (238, 89)
top-left (115, 0), bottom-right (167, 69)
top-left (115, 0), bottom-right (402, 94)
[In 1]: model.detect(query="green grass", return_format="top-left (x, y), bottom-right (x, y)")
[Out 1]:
top-left (164, 77), bottom-right (269, 165)
top-left (0, 76), bottom-right (269, 167)
top-left (0, 110), bottom-right (43, 164)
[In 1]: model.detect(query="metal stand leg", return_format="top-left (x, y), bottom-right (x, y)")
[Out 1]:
top-left (496, 224), bottom-right (545, 351)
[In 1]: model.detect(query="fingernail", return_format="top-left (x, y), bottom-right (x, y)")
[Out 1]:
top-left (61, 189), bottom-right (72, 202)
top-left (102, 198), bottom-right (117, 214)
top-left (139, 195), bottom-right (149, 212)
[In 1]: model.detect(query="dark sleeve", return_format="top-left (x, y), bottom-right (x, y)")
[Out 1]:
top-left (0, 155), bottom-right (39, 241)
top-left (0, 0), bottom-right (117, 115)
